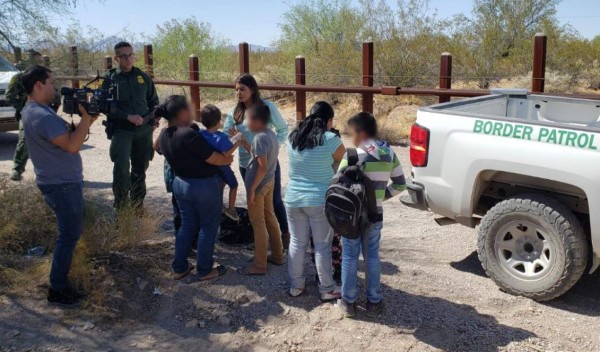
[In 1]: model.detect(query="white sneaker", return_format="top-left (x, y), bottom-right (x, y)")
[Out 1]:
top-left (289, 288), bottom-right (304, 297)
top-left (320, 287), bottom-right (341, 302)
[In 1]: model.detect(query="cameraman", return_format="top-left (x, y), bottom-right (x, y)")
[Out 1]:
top-left (21, 65), bottom-right (97, 306)
top-left (102, 41), bottom-right (159, 209)
top-left (7, 49), bottom-right (61, 181)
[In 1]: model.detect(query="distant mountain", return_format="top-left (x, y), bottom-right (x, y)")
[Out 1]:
top-left (227, 44), bottom-right (275, 53)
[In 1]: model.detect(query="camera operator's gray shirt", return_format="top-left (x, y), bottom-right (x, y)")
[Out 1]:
top-left (21, 101), bottom-right (83, 185)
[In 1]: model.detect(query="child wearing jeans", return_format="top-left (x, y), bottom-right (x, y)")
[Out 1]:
top-left (242, 104), bottom-right (284, 275)
top-left (199, 104), bottom-right (242, 221)
top-left (336, 112), bottom-right (406, 318)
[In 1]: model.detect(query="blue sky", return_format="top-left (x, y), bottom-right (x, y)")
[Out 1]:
top-left (51, 0), bottom-right (600, 46)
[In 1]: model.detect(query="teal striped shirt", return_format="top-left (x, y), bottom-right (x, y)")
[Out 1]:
top-left (285, 131), bottom-right (343, 208)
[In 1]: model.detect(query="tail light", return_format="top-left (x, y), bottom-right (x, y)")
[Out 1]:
top-left (410, 124), bottom-right (430, 167)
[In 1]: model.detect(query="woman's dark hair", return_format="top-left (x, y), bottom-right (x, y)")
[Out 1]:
top-left (154, 95), bottom-right (189, 121)
top-left (347, 112), bottom-right (378, 138)
top-left (21, 65), bottom-right (52, 95)
top-left (233, 73), bottom-right (261, 124)
top-left (288, 101), bottom-right (335, 152)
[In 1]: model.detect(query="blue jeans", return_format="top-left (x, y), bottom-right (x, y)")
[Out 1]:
top-left (172, 175), bottom-right (222, 276)
top-left (38, 182), bottom-right (84, 291)
top-left (240, 162), bottom-right (288, 234)
top-left (341, 222), bottom-right (384, 304)
top-left (287, 206), bottom-right (336, 294)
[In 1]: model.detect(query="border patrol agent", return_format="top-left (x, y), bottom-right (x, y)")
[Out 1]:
top-left (102, 41), bottom-right (159, 208)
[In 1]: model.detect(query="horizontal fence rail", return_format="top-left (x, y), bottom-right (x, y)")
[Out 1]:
top-left (48, 34), bottom-right (600, 121)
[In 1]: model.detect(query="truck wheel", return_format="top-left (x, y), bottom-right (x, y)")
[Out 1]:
top-left (477, 194), bottom-right (588, 301)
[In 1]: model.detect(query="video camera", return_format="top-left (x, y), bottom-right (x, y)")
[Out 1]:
top-left (61, 73), bottom-right (118, 116)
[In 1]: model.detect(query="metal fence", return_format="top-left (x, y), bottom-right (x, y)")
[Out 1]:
top-left (43, 34), bottom-right (600, 122)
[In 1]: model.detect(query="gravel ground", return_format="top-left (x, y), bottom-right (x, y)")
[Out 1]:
top-left (1, 104), bottom-right (600, 352)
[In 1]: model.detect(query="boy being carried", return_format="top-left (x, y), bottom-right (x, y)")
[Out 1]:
top-left (336, 112), bottom-right (406, 318)
top-left (200, 104), bottom-right (242, 221)
top-left (242, 104), bottom-right (284, 275)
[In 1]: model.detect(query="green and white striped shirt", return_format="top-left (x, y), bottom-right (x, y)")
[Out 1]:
top-left (338, 139), bottom-right (406, 214)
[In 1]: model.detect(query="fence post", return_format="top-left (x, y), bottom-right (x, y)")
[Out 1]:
top-left (239, 42), bottom-right (250, 74)
top-left (439, 52), bottom-right (452, 103)
top-left (104, 55), bottom-right (113, 71)
top-left (189, 54), bottom-right (201, 118)
top-left (13, 47), bottom-right (22, 64)
top-left (42, 55), bottom-right (50, 68)
top-left (362, 42), bottom-right (374, 113)
top-left (532, 33), bottom-right (547, 93)
top-left (295, 56), bottom-right (306, 122)
top-left (70, 46), bottom-right (79, 89)
top-left (144, 44), bottom-right (154, 78)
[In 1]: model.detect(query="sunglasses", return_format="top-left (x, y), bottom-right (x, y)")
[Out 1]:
top-left (116, 53), bottom-right (135, 60)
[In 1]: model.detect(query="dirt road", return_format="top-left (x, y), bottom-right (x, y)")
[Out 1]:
top-left (1, 108), bottom-right (600, 352)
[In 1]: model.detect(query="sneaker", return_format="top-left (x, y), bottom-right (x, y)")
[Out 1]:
top-left (47, 287), bottom-right (85, 307)
top-left (289, 288), bottom-right (304, 297)
top-left (10, 171), bottom-right (22, 181)
top-left (366, 300), bottom-right (384, 318)
top-left (337, 299), bottom-right (356, 318)
top-left (223, 207), bottom-right (240, 222)
top-left (320, 289), bottom-right (341, 302)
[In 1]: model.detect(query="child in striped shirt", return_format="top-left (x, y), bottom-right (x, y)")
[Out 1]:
top-left (336, 112), bottom-right (406, 318)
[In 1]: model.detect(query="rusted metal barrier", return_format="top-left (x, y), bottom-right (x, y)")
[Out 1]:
top-left (532, 33), bottom-right (547, 93)
top-left (55, 34), bottom-right (600, 118)
top-left (362, 42), bottom-right (374, 113)
top-left (439, 52), bottom-right (452, 103)
top-left (104, 56), bottom-right (112, 71)
top-left (70, 46), bottom-right (79, 89)
top-left (295, 56), bottom-right (306, 121)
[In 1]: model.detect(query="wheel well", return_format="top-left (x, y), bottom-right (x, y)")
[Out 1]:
top-left (472, 171), bottom-right (590, 228)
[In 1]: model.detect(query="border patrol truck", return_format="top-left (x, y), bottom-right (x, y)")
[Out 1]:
top-left (0, 55), bottom-right (19, 132)
top-left (402, 89), bottom-right (600, 301)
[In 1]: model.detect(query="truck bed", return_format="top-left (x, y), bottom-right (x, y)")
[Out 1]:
top-left (423, 90), bottom-right (600, 130)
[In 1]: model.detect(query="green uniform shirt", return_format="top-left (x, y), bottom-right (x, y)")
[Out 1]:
top-left (102, 66), bottom-right (159, 131)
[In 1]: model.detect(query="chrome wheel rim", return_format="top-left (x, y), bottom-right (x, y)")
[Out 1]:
top-left (494, 220), bottom-right (555, 280)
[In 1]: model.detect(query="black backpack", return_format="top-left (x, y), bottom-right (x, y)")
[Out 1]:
top-left (325, 148), bottom-right (378, 239)
top-left (217, 207), bottom-right (254, 245)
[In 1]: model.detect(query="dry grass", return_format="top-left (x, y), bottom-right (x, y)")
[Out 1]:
top-left (0, 179), bottom-right (164, 313)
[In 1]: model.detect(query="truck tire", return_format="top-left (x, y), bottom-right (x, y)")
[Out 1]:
top-left (477, 194), bottom-right (588, 301)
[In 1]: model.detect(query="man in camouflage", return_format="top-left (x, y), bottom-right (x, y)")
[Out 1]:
top-left (8, 50), bottom-right (60, 181)
top-left (102, 42), bottom-right (159, 209)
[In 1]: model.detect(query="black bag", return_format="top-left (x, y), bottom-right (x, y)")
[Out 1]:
top-left (217, 207), bottom-right (254, 245)
top-left (325, 148), bottom-right (378, 239)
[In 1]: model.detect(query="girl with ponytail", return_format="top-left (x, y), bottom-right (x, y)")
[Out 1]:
top-left (285, 101), bottom-right (346, 301)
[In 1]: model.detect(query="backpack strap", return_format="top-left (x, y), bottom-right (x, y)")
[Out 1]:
top-left (347, 148), bottom-right (359, 166)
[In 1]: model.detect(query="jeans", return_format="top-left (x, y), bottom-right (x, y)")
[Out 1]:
top-left (240, 161), bottom-right (288, 234)
top-left (109, 126), bottom-right (154, 208)
top-left (341, 222), bottom-right (384, 304)
top-left (12, 120), bottom-right (29, 175)
top-left (172, 175), bottom-right (222, 276)
top-left (287, 206), bottom-right (336, 294)
top-left (38, 182), bottom-right (85, 291)
top-left (248, 180), bottom-right (284, 270)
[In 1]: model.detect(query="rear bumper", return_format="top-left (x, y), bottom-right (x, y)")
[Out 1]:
top-left (400, 180), bottom-right (428, 211)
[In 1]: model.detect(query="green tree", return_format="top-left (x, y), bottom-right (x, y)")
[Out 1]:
top-left (276, 0), bottom-right (364, 86)
top-left (148, 17), bottom-right (233, 80)
top-left (0, 0), bottom-right (87, 52)
top-left (454, 0), bottom-right (563, 88)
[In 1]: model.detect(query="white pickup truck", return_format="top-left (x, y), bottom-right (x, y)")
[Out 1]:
top-left (402, 89), bottom-right (600, 301)
top-left (0, 55), bottom-right (19, 132)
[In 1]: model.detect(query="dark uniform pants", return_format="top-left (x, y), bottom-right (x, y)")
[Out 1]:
top-left (109, 126), bottom-right (154, 208)
top-left (12, 120), bottom-right (29, 175)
